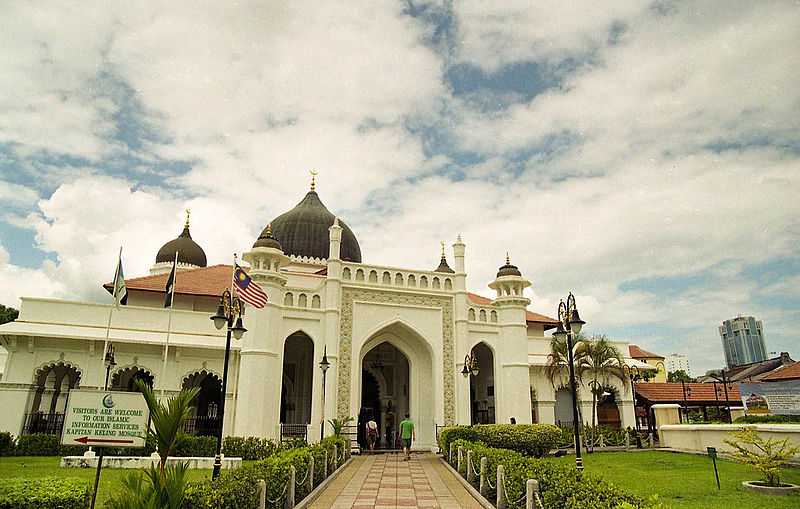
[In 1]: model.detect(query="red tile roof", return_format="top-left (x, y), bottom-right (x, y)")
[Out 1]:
top-left (628, 344), bottom-right (665, 359)
top-left (466, 292), bottom-right (558, 328)
top-left (106, 265), bottom-right (558, 327)
top-left (634, 382), bottom-right (740, 404)
top-left (761, 361), bottom-right (800, 382)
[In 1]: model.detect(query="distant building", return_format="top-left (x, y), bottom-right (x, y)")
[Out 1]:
top-left (697, 352), bottom-right (794, 383)
top-left (666, 353), bottom-right (692, 377)
top-left (629, 345), bottom-right (667, 382)
top-left (719, 316), bottom-right (767, 368)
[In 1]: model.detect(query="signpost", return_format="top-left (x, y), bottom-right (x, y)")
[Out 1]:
top-left (61, 390), bottom-right (150, 509)
top-left (707, 447), bottom-right (721, 490)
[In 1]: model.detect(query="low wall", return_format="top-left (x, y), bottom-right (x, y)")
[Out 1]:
top-left (60, 455), bottom-right (242, 469)
top-left (660, 424), bottom-right (800, 458)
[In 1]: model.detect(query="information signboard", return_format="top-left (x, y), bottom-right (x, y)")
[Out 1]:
top-left (61, 390), bottom-right (149, 448)
top-left (740, 381), bottom-right (800, 416)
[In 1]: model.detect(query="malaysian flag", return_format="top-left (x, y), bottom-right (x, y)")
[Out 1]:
top-left (233, 264), bottom-right (268, 308)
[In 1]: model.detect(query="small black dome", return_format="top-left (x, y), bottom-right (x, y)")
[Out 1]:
top-left (156, 222), bottom-right (207, 267)
top-left (264, 190), bottom-right (362, 262)
top-left (253, 224), bottom-right (283, 251)
top-left (496, 254), bottom-right (521, 277)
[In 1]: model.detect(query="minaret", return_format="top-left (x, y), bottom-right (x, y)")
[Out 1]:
top-left (236, 224), bottom-right (289, 437)
top-left (488, 254), bottom-right (533, 423)
top-left (320, 216), bottom-right (343, 439)
top-left (451, 235), bottom-right (472, 425)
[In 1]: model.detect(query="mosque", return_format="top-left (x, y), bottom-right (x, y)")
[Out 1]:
top-left (0, 179), bottom-right (641, 450)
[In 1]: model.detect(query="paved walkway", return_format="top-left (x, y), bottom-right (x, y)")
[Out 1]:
top-left (308, 453), bottom-right (483, 509)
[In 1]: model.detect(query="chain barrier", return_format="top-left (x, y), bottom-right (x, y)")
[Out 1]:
top-left (486, 473), bottom-right (496, 490)
top-left (295, 465), bottom-right (309, 486)
top-left (502, 474), bottom-right (525, 506)
top-left (470, 458), bottom-right (480, 477)
top-left (266, 482), bottom-right (288, 505)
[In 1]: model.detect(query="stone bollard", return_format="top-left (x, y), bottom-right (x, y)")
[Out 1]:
top-left (625, 432), bottom-right (630, 451)
top-left (466, 450), bottom-right (475, 483)
top-left (496, 465), bottom-right (506, 509)
top-left (479, 457), bottom-right (488, 496)
top-left (258, 479), bottom-right (266, 509)
top-left (648, 433), bottom-right (654, 449)
top-left (323, 451), bottom-right (328, 478)
top-left (286, 466), bottom-right (296, 509)
top-left (333, 444), bottom-right (339, 469)
top-left (526, 479), bottom-right (541, 509)
top-left (449, 443), bottom-right (455, 464)
top-left (457, 446), bottom-right (464, 474)
top-left (307, 456), bottom-right (314, 493)
top-left (599, 435), bottom-right (605, 448)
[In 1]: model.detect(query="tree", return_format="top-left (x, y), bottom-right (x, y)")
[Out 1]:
top-left (0, 304), bottom-right (18, 325)
top-left (107, 380), bottom-right (199, 509)
top-left (545, 332), bottom-right (587, 389)
top-left (667, 370), bottom-right (693, 383)
top-left (724, 427), bottom-right (800, 486)
top-left (576, 335), bottom-right (625, 450)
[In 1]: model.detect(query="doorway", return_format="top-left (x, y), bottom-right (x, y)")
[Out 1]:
top-left (359, 342), bottom-right (409, 450)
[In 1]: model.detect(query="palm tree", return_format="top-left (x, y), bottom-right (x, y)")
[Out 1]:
top-left (576, 335), bottom-right (625, 450)
top-left (545, 332), bottom-right (587, 428)
top-left (107, 380), bottom-right (199, 509)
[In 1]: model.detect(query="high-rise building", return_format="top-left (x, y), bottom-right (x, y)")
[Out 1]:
top-left (719, 316), bottom-right (767, 368)
top-left (666, 353), bottom-right (692, 377)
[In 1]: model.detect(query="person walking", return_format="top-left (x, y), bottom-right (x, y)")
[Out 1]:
top-left (366, 418), bottom-right (378, 453)
top-left (399, 413), bottom-right (415, 461)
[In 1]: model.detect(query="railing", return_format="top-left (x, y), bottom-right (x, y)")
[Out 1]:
top-left (183, 416), bottom-right (222, 437)
top-left (280, 423), bottom-right (308, 442)
top-left (23, 412), bottom-right (65, 435)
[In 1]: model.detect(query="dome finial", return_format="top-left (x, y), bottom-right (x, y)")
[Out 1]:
top-left (185, 208), bottom-right (191, 228)
top-left (310, 169), bottom-right (318, 192)
top-left (506, 252), bottom-right (510, 265)
top-left (440, 241), bottom-right (445, 258)
top-left (266, 223), bottom-right (273, 237)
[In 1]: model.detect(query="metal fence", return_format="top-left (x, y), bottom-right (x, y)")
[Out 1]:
top-left (23, 412), bottom-right (65, 435)
top-left (280, 423), bottom-right (308, 442)
top-left (183, 416), bottom-right (222, 437)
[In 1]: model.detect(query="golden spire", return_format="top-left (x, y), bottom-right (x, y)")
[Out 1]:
top-left (185, 208), bottom-right (191, 228)
top-left (266, 223), bottom-right (273, 237)
top-left (310, 170), bottom-right (318, 192)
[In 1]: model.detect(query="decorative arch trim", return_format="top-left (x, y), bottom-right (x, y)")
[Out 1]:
top-left (181, 368), bottom-right (222, 387)
top-left (32, 359), bottom-right (83, 384)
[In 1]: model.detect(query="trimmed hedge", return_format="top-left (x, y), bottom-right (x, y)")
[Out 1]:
top-left (474, 424), bottom-right (561, 458)
top-left (13, 433), bottom-right (157, 457)
top-left (0, 477), bottom-right (90, 509)
top-left (0, 432), bottom-right (14, 456)
top-left (438, 426), bottom-right (478, 454)
top-left (183, 435), bottom-right (349, 509)
top-left (173, 435), bottom-right (217, 457)
top-left (451, 439), bottom-right (647, 509)
top-left (734, 414), bottom-right (800, 424)
top-left (222, 436), bottom-right (279, 460)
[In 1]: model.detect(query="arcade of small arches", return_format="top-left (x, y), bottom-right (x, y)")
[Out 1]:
top-left (341, 267), bottom-right (454, 291)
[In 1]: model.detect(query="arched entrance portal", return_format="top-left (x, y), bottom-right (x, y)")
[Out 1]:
top-left (469, 343), bottom-right (495, 425)
top-left (360, 342), bottom-right (409, 449)
top-left (182, 370), bottom-right (222, 436)
top-left (280, 332), bottom-right (314, 440)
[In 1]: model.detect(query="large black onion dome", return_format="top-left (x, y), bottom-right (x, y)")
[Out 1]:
top-left (496, 253), bottom-right (521, 277)
top-left (253, 224), bottom-right (283, 251)
top-left (264, 190), bottom-right (362, 262)
top-left (156, 217), bottom-right (207, 267)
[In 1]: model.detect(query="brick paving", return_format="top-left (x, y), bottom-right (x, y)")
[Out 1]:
top-left (308, 453), bottom-right (482, 509)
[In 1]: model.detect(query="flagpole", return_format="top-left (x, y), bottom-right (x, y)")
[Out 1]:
top-left (161, 251), bottom-right (178, 397)
top-left (101, 246), bottom-right (122, 387)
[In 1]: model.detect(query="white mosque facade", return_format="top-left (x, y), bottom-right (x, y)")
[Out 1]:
top-left (0, 184), bottom-right (641, 450)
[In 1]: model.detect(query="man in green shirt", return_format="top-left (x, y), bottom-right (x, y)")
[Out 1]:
top-left (399, 413), bottom-right (415, 461)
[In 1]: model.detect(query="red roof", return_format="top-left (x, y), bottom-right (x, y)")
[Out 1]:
top-left (761, 361), bottom-right (800, 382)
top-left (634, 382), bottom-right (741, 404)
top-left (628, 344), bottom-right (665, 359)
top-left (466, 292), bottom-right (558, 328)
top-left (107, 265), bottom-right (557, 327)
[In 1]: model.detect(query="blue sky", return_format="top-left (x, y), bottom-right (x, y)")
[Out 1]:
top-left (0, 1), bottom-right (798, 374)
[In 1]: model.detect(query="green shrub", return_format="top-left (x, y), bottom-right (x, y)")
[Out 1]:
top-left (450, 439), bottom-right (645, 509)
top-left (173, 435), bottom-right (218, 457)
top-left (0, 477), bottom-right (90, 509)
top-left (473, 424), bottom-right (562, 457)
top-left (222, 436), bottom-right (279, 460)
top-left (15, 433), bottom-right (61, 456)
top-left (438, 426), bottom-right (478, 454)
top-left (735, 414), bottom-right (800, 424)
top-left (0, 432), bottom-right (14, 456)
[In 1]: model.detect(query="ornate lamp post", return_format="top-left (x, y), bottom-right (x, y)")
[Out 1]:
top-left (210, 289), bottom-right (247, 480)
top-left (461, 352), bottom-right (480, 378)
top-left (553, 292), bottom-right (585, 470)
top-left (623, 365), bottom-right (642, 434)
top-left (103, 343), bottom-right (116, 391)
top-left (319, 346), bottom-right (331, 441)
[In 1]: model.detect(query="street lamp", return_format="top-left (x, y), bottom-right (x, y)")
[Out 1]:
top-left (461, 352), bottom-right (480, 378)
top-left (554, 292), bottom-right (586, 470)
top-left (710, 370), bottom-right (732, 423)
top-left (623, 364), bottom-right (644, 447)
top-left (103, 343), bottom-right (116, 391)
top-left (209, 289), bottom-right (246, 480)
top-left (319, 346), bottom-right (331, 441)
top-left (681, 380), bottom-right (693, 423)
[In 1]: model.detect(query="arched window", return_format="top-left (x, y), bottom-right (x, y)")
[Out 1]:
top-left (395, 273), bottom-right (404, 285)
top-left (468, 309), bottom-right (476, 321)
top-left (311, 295), bottom-right (321, 309)
top-left (490, 310), bottom-right (498, 323)
top-left (369, 270), bottom-right (378, 283)
top-left (342, 267), bottom-right (352, 280)
top-left (182, 370), bottom-right (222, 436)
top-left (382, 272), bottom-right (391, 284)
top-left (444, 279), bottom-right (453, 290)
top-left (356, 269), bottom-right (365, 281)
top-left (298, 294), bottom-right (308, 307)
top-left (25, 362), bottom-right (81, 435)
top-left (284, 292), bottom-right (294, 306)
top-left (281, 332), bottom-right (314, 428)
top-left (432, 277), bottom-right (441, 289)
top-left (407, 275), bottom-right (416, 287)
top-left (111, 367), bottom-right (154, 392)
top-left (479, 309), bottom-right (487, 322)
top-left (420, 276), bottom-right (428, 288)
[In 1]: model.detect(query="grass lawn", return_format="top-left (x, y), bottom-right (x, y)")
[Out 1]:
top-left (552, 450), bottom-right (800, 508)
top-left (0, 456), bottom-right (218, 508)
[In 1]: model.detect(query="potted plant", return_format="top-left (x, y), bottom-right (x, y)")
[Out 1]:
top-left (724, 427), bottom-right (800, 495)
